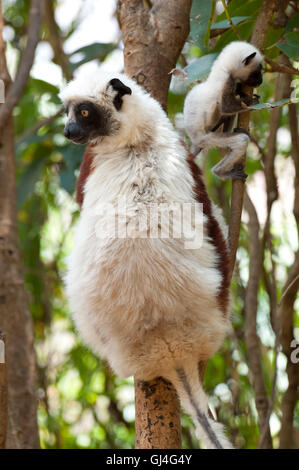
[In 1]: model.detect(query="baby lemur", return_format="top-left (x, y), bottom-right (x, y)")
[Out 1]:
top-left (60, 71), bottom-right (232, 448)
top-left (184, 41), bottom-right (263, 181)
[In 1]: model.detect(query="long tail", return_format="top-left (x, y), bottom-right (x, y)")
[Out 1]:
top-left (167, 364), bottom-right (233, 449)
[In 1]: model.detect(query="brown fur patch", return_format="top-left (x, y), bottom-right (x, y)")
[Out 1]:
top-left (76, 144), bottom-right (95, 206)
top-left (185, 145), bottom-right (230, 315)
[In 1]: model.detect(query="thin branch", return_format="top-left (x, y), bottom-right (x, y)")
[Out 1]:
top-left (221, 0), bottom-right (243, 40)
top-left (16, 107), bottom-right (63, 146)
top-left (243, 190), bottom-right (272, 448)
top-left (264, 57), bottom-right (299, 76)
top-left (0, 0), bottom-right (45, 130)
top-left (278, 274), bottom-right (299, 307)
top-left (228, 0), bottom-right (281, 279)
top-left (44, 0), bottom-right (72, 81)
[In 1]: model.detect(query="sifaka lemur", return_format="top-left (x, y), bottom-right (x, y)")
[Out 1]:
top-left (184, 41), bottom-right (263, 181)
top-left (60, 71), bottom-right (232, 448)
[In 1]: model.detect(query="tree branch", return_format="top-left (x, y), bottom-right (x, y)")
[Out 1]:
top-left (243, 191), bottom-right (272, 448)
top-left (264, 57), bottom-right (299, 75)
top-left (0, 0), bottom-right (45, 130)
top-left (119, 0), bottom-right (191, 111)
top-left (44, 0), bottom-right (72, 81)
top-left (228, 0), bottom-right (281, 280)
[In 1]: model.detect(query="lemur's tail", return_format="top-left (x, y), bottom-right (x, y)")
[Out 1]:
top-left (167, 364), bottom-right (233, 449)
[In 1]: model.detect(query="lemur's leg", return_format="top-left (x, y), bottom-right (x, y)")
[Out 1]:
top-left (193, 131), bottom-right (249, 181)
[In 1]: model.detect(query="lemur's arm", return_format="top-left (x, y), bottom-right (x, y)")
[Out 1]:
top-left (221, 75), bottom-right (249, 115)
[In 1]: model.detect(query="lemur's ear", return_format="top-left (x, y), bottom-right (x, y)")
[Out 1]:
top-left (108, 78), bottom-right (132, 111)
top-left (242, 52), bottom-right (256, 66)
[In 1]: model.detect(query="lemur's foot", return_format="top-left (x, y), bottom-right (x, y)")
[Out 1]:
top-left (234, 127), bottom-right (250, 137)
top-left (222, 164), bottom-right (248, 182)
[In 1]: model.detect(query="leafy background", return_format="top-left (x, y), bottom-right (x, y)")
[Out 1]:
top-left (3, 0), bottom-right (299, 448)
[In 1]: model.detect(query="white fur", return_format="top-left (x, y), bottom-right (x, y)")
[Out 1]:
top-left (184, 42), bottom-right (263, 178)
top-left (61, 71), bottom-right (232, 448)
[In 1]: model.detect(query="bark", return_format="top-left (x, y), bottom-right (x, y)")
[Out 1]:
top-left (118, 0), bottom-right (191, 449)
top-left (0, 0), bottom-right (45, 129)
top-left (134, 378), bottom-right (182, 449)
top-left (279, 68), bottom-right (299, 448)
top-left (279, 252), bottom-right (299, 448)
top-left (119, 0), bottom-right (191, 111)
top-left (0, 0), bottom-right (40, 448)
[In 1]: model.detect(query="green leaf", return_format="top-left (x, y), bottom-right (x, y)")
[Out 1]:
top-left (211, 16), bottom-right (250, 30)
top-left (264, 27), bottom-right (284, 50)
top-left (59, 144), bottom-right (85, 194)
top-left (167, 91), bottom-right (185, 116)
top-left (213, 20), bottom-right (255, 51)
top-left (248, 97), bottom-right (297, 110)
top-left (276, 32), bottom-right (299, 60)
top-left (189, 0), bottom-right (214, 51)
top-left (68, 42), bottom-right (116, 72)
top-left (285, 12), bottom-right (299, 33)
top-left (185, 53), bottom-right (219, 81)
top-left (276, 43), bottom-right (299, 60)
top-left (215, 0), bottom-right (263, 19)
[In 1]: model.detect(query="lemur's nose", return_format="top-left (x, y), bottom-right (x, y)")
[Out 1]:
top-left (64, 122), bottom-right (80, 139)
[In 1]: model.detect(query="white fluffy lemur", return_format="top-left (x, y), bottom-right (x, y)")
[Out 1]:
top-left (184, 41), bottom-right (263, 181)
top-left (60, 71), bottom-right (232, 448)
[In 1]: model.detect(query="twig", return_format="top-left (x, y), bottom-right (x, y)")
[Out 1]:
top-left (16, 107), bottom-right (63, 146)
top-left (278, 274), bottom-right (299, 307)
top-left (228, 0), bottom-right (281, 279)
top-left (258, 330), bottom-right (279, 448)
top-left (0, 0), bottom-right (45, 130)
top-left (264, 57), bottom-right (299, 75)
top-left (221, 0), bottom-right (243, 40)
top-left (44, 0), bottom-right (72, 81)
top-left (243, 190), bottom-right (272, 448)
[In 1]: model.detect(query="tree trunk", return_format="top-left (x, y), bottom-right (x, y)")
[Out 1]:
top-left (0, 0), bottom-right (40, 448)
top-left (0, 113), bottom-right (40, 449)
top-left (119, 0), bottom-right (192, 449)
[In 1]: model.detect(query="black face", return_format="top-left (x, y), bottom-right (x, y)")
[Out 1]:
top-left (244, 64), bottom-right (263, 87)
top-left (64, 101), bottom-right (112, 144)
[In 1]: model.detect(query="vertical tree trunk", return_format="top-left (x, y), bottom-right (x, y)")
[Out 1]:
top-left (0, 0), bottom-right (40, 448)
top-left (0, 113), bottom-right (40, 449)
top-left (119, 0), bottom-right (191, 449)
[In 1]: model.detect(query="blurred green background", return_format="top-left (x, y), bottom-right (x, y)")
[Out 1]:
top-left (2, 0), bottom-right (298, 448)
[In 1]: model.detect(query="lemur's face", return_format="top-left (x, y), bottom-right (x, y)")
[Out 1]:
top-left (63, 78), bottom-right (132, 145)
top-left (244, 63), bottom-right (263, 87)
top-left (241, 52), bottom-right (263, 87)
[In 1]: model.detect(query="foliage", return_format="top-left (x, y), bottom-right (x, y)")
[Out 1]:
top-left (5, 0), bottom-right (299, 449)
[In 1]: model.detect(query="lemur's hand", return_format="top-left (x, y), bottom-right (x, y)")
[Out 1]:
top-left (240, 101), bottom-right (249, 109)
top-left (251, 94), bottom-right (260, 105)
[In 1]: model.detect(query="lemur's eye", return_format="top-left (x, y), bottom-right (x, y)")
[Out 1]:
top-left (81, 109), bottom-right (89, 117)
